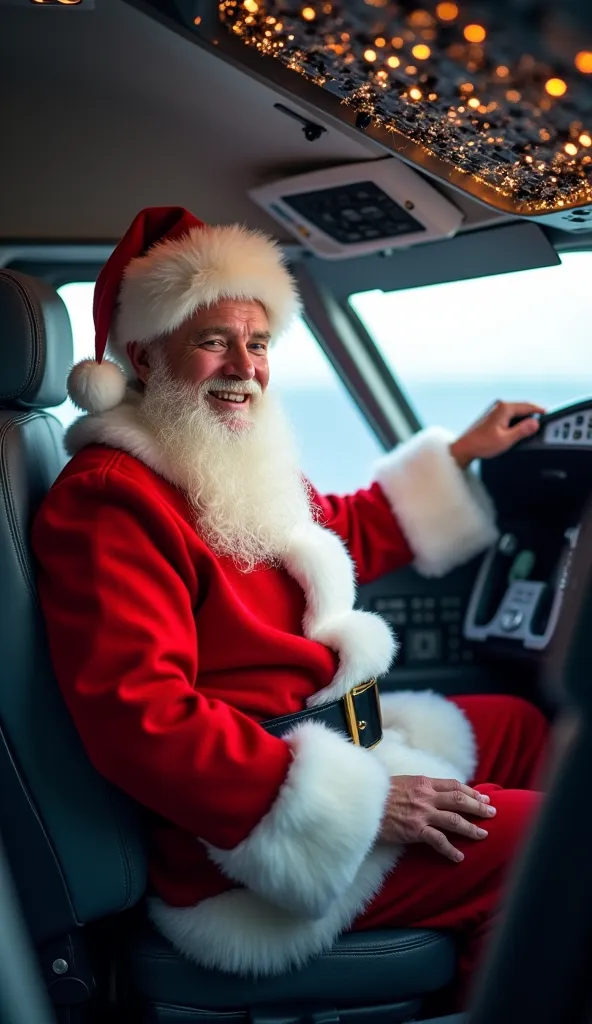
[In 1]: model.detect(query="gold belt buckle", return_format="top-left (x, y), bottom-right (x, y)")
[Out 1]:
top-left (343, 678), bottom-right (382, 749)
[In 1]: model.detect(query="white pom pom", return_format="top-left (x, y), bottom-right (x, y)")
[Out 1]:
top-left (67, 359), bottom-right (127, 414)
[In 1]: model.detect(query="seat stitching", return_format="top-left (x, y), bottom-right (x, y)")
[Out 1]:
top-left (137, 935), bottom-right (446, 963)
top-left (0, 273), bottom-right (38, 401)
top-left (0, 414), bottom-right (40, 604)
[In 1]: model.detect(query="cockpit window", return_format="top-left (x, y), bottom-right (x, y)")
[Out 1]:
top-left (350, 251), bottom-right (592, 434)
top-left (56, 282), bottom-right (382, 494)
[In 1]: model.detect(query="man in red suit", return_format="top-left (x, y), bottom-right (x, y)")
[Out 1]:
top-left (33, 207), bottom-right (547, 1005)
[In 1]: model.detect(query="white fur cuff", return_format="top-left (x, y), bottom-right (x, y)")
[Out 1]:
top-left (205, 721), bottom-right (391, 919)
top-left (379, 690), bottom-right (477, 783)
top-left (374, 427), bottom-right (499, 577)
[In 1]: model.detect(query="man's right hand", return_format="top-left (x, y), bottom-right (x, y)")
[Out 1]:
top-left (378, 775), bottom-right (497, 863)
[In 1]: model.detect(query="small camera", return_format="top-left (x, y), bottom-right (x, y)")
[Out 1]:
top-left (303, 124), bottom-right (324, 142)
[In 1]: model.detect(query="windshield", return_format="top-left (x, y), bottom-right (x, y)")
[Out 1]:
top-left (350, 251), bottom-right (592, 435)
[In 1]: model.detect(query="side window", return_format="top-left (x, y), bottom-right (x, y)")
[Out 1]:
top-left (350, 252), bottom-right (592, 436)
top-left (56, 282), bottom-right (383, 495)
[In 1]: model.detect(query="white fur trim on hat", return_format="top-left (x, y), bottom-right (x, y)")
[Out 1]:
top-left (111, 223), bottom-right (301, 356)
top-left (67, 359), bottom-right (128, 414)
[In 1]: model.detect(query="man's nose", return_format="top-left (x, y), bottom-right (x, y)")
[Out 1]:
top-left (222, 348), bottom-right (255, 380)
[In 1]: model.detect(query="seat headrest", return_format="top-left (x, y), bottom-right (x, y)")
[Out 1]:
top-left (0, 270), bottom-right (74, 409)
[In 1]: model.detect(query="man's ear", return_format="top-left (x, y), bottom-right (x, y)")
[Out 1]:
top-left (127, 341), bottom-right (152, 385)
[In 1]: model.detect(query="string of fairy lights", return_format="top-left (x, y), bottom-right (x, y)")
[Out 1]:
top-left (215, 0), bottom-right (592, 214)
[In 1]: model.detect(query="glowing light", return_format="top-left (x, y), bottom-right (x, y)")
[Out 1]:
top-left (580, 134), bottom-right (592, 148)
top-left (463, 24), bottom-right (486, 44)
top-left (301, 6), bottom-right (316, 20)
top-left (375, 36), bottom-right (386, 47)
top-left (409, 9), bottom-right (433, 28)
top-left (412, 44), bottom-right (431, 60)
top-left (405, 65), bottom-right (417, 74)
top-left (506, 90), bottom-right (521, 103)
top-left (565, 143), bottom-right (578, 156)
top-left (575, 51), bottom-right (592, 74)
top-left (364, 48), bottom-right (377, 62)
top-left (545, 78), bottom-right (567, 97)
top-left (409, 87), bottom-right (423, 100)
top-left (243, 0), bottom-right (258, 11)
top-left (436, 2), bottom-right (458, 20)
top-left (467, 97), bottom-right (480, 108)
top-left (496, 65), bottom-right (509, 78)
top-left (460, 82), bottom-right (474, 93)
top-left (193, 14), bottom-right (201, 23)
top-left (387, 55), bottom-right (401, 68)
top-left (391, 36), bottom-right (404, 48)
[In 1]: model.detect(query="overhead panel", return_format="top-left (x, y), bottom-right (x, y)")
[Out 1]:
top-left (172, 0), bottom-right (592, 233)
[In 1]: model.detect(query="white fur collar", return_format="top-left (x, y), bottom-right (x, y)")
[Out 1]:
top-left (65, 403), bottom-right (397, 703)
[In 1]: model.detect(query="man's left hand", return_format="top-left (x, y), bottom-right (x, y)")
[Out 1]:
top-left (450, 401), bottom-right (546, 470)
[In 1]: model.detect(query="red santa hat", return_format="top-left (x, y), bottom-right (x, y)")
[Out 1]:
top-left (67, 206), bottom-right (301, 414)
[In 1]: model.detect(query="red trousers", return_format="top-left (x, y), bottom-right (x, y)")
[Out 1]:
top-left (352, 694), bottom-right (548, 1009)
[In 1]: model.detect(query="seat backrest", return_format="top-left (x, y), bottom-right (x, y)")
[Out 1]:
top-left (0, 270), bottom-right (146, 948)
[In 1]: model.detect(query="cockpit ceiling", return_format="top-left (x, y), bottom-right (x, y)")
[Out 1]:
top-left (178, 0), bottom-right (592, 221)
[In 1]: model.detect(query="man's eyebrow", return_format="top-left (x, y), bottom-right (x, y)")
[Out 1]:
top-left (194, 327), bottom-right (271, 342)
top-left (194, 326), bottom-right (232, 339)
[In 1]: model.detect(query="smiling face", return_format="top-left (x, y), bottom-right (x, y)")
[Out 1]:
top-left (128, 299), bottom-right (271, 429)
top-left (127, 298), bottom-right (312, 569)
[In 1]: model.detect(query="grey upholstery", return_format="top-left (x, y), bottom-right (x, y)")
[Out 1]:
top-left (0, 269), bottom-right (456, 1019)
top-left (0, 270), bottom-right (147, 947)
top-left (0, 270), bottom-right (74, 408)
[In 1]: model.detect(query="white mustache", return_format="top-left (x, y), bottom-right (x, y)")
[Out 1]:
top-left (202, 378), bottom-right (262, 397)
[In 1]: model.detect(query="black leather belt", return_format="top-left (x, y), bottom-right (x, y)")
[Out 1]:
top-left (261, 679), bottom-right (383, 750)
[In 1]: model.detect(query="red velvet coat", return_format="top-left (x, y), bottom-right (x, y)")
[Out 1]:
top-left (33, 398), bottom-right (498, 975)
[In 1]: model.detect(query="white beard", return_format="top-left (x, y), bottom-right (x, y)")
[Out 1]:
top-left (138, 349), bottom-right (314, 570)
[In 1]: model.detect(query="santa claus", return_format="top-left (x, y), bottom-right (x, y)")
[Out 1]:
top-left (33, 207), bottom-right (547, 1005)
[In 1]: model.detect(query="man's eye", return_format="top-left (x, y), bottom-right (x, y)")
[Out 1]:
top-left (250, 343), bottom-right (268, 353)
top-left (200, 339), bottom-right (225, 348)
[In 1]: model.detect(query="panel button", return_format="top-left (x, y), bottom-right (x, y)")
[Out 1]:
top-left (500, 608), bottom-right (523, 632)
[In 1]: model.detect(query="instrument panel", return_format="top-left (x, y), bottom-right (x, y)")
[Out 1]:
top-left (464, 399), bottom-right (592, 656)
top-left (544, 408), bottom-right (592, 446)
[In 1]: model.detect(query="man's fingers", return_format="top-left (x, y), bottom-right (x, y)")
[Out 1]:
top-left (420, 825), bottom-right (464, 863)
top-left (494, 401), bottom-right (546, 423)
top-left (435, 790), bottom-right (496, 819)
top-left (431, 779), bottom-right (490, 803)
top-left (431, 810), bottom-right (489, 841)
top-left (506, 417), bottom-right (541, 443)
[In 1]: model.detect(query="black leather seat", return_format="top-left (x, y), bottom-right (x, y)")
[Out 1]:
top-left (0, 268), bottom-right (456, 1023)
top-left (127, 921), bottom-right (456, 1023)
